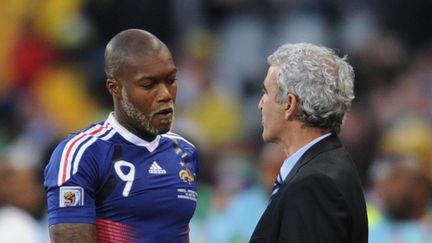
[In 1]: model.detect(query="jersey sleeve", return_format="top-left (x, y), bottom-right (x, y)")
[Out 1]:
top-left (190, 147), bottom-right (200, 176)
top-left (176, 138), bottom-right (199, 176)
top-left (44, 137), bottom-right (114, 226)
top-left (165, 133), bottom-right (200, 177)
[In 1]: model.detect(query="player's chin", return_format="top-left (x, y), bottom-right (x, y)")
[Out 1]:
top-left (153, 119), bottom-right (173, 134)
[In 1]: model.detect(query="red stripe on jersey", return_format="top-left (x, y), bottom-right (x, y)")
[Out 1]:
top-left (60, 123), bottom-right (110, 184)
top-left (96, 218), bottom-right (136, 243)
top-left (61, 133), bottom-right (86, 183)
top-left (184, 226), bottom-right (190, 243)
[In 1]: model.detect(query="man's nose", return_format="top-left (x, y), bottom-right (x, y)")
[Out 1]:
top-left (258, 96), bottom-right (263, 111)
top-left (157, 83), bottom-right (173, 101)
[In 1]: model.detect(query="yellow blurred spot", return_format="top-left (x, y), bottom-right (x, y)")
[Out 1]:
top-left (381, 115), bottom-right (432, 162)
top-left (185, 90), bottom-right (244, 146)
top-left (33, 65), bottom-right (98, 133)
top-left (33, 0), bottom-right (87, 47)
top-left (367, 202), bottom-right (383, 230)
top-left (380, 115), bottom-right (432, 180)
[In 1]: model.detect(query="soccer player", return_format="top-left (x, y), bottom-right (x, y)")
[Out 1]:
top-left (44, 29), bottom-right (199, 243)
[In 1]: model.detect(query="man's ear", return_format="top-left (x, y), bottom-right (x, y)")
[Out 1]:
top-left (106, 78), bottom-right (121, 98)
top-left (284, 93), bottom-right (297, 120)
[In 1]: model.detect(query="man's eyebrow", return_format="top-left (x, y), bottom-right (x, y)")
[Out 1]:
top-left (136, 69), bottom-right (177, 82)
top-left (166, 69), bottom-right (177, 77)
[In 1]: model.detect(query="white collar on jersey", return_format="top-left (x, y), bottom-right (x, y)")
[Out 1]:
top-left (106, 113), bottom-right (161, 152)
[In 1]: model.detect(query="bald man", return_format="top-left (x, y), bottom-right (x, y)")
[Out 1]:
top-left (44, 29), bottom-right (199, 243)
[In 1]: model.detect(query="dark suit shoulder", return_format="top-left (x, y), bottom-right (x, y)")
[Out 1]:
top-left (300, 147), bottom-right (358, 180)
top-left (295, 146), bottom-right (365, 206)
top-left (284, 139), bottom-right (368, 243)
top-left (251, 135), bottom-right (368, 243)
top-left (282, 172), bottom-right (350, 209)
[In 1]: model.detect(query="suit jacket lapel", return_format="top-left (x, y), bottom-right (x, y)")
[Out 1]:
top-left (282, 133), bottom-right (343, 184)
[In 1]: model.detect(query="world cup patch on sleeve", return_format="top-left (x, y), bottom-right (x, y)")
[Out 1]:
top-left (59, 186), bottom-right (84, 207)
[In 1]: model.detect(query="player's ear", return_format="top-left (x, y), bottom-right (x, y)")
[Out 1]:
top-left (107, 78), bottom-right (122, 98)
top-left (284, 93), bottom-right (298, 120)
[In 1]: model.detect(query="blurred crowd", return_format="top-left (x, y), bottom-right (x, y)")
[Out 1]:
top-left (0, 0), bottom-right (431, 242)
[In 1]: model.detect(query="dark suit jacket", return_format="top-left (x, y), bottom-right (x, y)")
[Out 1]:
top-left (250, 134), bottom-right (368, 243)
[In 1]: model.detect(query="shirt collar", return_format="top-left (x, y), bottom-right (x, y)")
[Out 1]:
top-left (107, 113), bottom-right (161, 152)
top-left (279, 133), bottom-right (332, 180)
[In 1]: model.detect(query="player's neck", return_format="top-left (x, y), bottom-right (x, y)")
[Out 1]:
top-left (131, 128), bottom-right (157, 142)
top-left (113, 111), bottom-right (157, 142)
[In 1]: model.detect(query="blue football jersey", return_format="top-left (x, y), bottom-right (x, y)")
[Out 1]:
top-left (44, 113), bottom-right (199, 243)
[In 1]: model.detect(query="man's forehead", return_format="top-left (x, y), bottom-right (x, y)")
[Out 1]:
top-left (268, 65), bottom-right (279, 74)
top-left (125, 49), bottom-right (172, 67)
top-left (265, 66), bottom-right (278, 83)
top-left (123, 56), bottom-right (176, 80)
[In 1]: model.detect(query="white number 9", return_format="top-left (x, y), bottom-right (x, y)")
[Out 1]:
top-left (114, 160), bottom-right (135, 197)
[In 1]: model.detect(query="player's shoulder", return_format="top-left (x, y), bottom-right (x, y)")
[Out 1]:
top-left (161, 132), bottom-right (196, 149)
top-left (53, 121), bottom-right (116, 159)
top-left (161, 132), bottom-right (199, 167)
top-left (46, 121), bottom-right (117, 186)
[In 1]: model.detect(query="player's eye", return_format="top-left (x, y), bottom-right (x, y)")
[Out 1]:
top-left (140, 81), bottom-right (156, 90)
top-left (166, 78), bottom-right (177, 85)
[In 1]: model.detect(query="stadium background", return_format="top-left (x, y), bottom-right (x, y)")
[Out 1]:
top-left (0, 0), bottom-right (431, 242)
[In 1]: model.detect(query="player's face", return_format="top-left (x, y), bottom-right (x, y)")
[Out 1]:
top-left (258, 65), bottom-right (286, 143)
top-left (119, 50), bottom-right (177, 136)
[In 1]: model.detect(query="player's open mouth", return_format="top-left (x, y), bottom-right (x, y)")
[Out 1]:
top-left (154, 108), bottom-right (174, 119)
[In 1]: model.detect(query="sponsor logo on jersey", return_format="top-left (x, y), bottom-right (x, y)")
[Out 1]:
top-left (59, 186), bottom-right (84, 207)
top-left (148, 161), bottom-right (167, 174)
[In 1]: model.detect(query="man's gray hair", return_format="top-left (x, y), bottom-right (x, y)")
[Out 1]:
top-left (268, 43), bottom-right (355, 132)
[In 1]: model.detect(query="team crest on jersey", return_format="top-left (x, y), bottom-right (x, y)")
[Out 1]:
top-left (59, 186), bottom-right (84, 207)
top-left (179, 168), bottom-right (194, 184)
